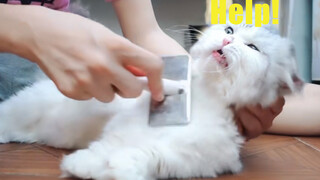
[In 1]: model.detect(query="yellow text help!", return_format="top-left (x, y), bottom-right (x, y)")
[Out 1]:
top-left (211, 0), bottom-right (279, 27)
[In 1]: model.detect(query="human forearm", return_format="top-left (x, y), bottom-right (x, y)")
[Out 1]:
top-left (267, 84), bottom-right (320, 136)
top-left (112, 0), bottom-right (160, 42)
top-left (112, 0), bottom-right (187, 55)
top-left (131, 29), bottom-right (188, 55)
top-left (0, 4), bottom-right (49, 61)
top-left (0, 4), bottom-right (25, 55)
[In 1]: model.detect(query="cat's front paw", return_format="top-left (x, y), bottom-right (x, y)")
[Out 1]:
top-left (229, 159), bottom-right (243, 174)
top-left (61, 148), bottom-right (153, 180)
top-left (61, 149), bottom-right (107, 179)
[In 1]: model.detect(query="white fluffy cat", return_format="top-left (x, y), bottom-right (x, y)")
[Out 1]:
top-left (0, 23), bottom-right (303, 180)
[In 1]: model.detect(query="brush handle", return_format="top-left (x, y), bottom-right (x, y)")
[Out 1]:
top-left (137, 77), bottom-right (186, 96)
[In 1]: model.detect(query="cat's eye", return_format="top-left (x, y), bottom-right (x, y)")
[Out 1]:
top-left (225, 27), bottom-right (234, 34)
top-left (247, 44), bottom-right (260, 52)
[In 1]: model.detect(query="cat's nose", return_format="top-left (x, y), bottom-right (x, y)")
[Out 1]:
top-left (223, 37), bottom-right (233, 46)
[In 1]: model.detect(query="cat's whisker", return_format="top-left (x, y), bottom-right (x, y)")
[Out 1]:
top-left (200, 61), bottom-right (226, 74)
top-left (183, 38), bottom-right (196, 41)
top-left (183, 34), bottom-right (201, 37)
top-left (165, 24), bottom-right (209, 37)
top-left (200, 59), bottom-right (236, 74)
top-left (183, 36), bottom-right (199, 39)
top-left (185, 36), bottom-right (201, 38)
top-left (167, 29), bottom-right (208, 37)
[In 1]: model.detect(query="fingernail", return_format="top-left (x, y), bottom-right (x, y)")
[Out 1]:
top-left (155, 93), bottom-right (164, 102)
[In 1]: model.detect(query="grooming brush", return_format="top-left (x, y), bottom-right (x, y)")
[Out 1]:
top-left (148, 55), bottom-right (192, 127)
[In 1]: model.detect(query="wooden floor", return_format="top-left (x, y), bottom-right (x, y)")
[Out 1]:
top-left (0, 134), bottom-right (319, 180)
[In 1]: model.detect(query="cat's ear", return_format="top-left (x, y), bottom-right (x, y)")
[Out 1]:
top-left (279, 43), bottom-right (304, 94)
top-left (279, 74), bottom-right (304, 95)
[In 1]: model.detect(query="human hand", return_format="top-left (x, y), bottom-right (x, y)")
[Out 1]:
top-left (234, 97), bottom-right (285, 140)
top-left (14, 6), bottom-right (163, 102)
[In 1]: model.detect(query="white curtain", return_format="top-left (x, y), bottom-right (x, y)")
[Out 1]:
top-left (313, 0), bottom-right (320, 81)
top-left (283, 0), bottom-right (312, 82)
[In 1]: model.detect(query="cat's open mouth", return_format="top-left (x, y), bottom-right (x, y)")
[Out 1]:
top-left (212, 49), bottom-right (228, 68)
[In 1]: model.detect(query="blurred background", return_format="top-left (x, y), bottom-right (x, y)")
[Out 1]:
top-left (313, 0), bottom-right (320, 83)
top-left (74, 0), bottom-right (317, 83)
top-left (76, 0), bottom-right (206, 47)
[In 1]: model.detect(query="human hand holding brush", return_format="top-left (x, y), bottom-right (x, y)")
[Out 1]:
top-left (0, 4), bottom-right (166, 103)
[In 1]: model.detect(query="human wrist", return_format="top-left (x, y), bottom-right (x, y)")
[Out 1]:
top-left (140, 29), bottom-right (188, 55)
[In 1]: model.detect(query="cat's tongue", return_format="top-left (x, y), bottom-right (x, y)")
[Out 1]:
top-left (212, 50), bottom-right (228, 68)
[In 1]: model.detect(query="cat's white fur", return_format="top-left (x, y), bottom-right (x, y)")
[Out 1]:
top-left (0, 23), bottom-right (302, 180)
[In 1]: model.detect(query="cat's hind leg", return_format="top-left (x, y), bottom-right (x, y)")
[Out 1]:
top-left (61, 142), bottom-right (154, 180)
top-left (61, 139), bottom-right (242, 180)
top-left (0, 80), bottom-right (58, 144)
top-left (0, 80), bottom-right (111, 148)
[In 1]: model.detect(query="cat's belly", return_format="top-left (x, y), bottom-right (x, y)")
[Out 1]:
top-left (101, 94), bottom-right (240, 150)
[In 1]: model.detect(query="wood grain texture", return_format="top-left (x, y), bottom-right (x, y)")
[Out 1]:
top-left (0, 135), bottom-right (319, 180)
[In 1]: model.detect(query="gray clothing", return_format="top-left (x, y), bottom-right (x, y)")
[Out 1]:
top-left (0, 53), bottom-right (43, 102)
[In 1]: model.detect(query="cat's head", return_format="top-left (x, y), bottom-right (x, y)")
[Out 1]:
top-left (190, 23), bottom-right (303, 106)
